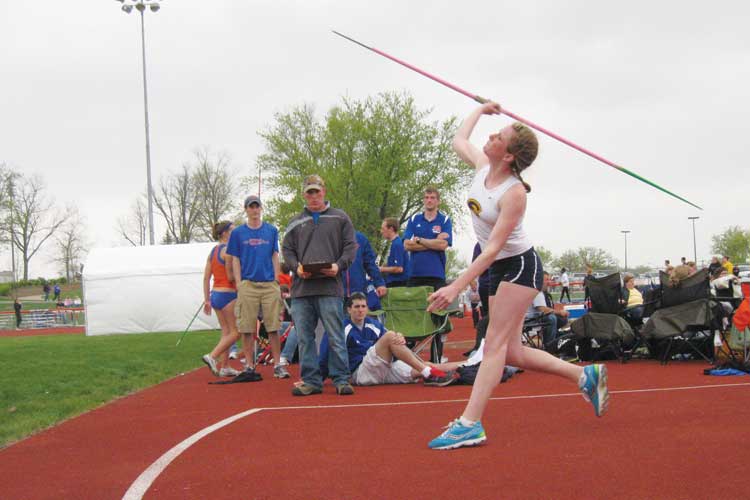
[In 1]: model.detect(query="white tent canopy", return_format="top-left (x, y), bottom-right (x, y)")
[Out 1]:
top-left (83, 243), bottom-right (220, 336)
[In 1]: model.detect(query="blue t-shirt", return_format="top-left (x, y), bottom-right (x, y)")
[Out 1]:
top-left (403, 212), bottom-right (452, 280)
top-left (226, 222), bottom-right (278, 282)
top-left (385, 235), bottom-right (409, 284)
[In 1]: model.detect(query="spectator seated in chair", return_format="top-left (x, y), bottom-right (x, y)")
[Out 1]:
top-left (621, 274), bottom-right (645, 323)
top-left (711, 267), bottom-right (743, 320)
top-left (525, 272), bottom-right (569, 349)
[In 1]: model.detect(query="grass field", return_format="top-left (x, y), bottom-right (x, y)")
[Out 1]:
top-left (0, 329), bottom-right (220, 448)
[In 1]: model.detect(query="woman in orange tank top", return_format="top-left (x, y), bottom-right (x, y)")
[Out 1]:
top-left (201, 221), bottom-right (240, 377)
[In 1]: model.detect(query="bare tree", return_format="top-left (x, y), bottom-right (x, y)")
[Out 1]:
top-left (0, 163), bottom-right (12, 246)
top-left (153, 165), bottom-right (204, 244)
top-left (5, 173), bottom-right (68, 280)
top-left (116, 196), bottom-right (148, 246)
top-left (191, 148), bottom-right (238, 239)
top-left (52, 205), bottom-right (88, 281)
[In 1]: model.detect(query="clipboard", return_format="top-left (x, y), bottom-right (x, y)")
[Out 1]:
top-left (302, 262), bottom-right (333, 274)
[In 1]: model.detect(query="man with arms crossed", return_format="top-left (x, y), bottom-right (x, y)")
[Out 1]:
top-left (403, 186), bottom-right (452, 290)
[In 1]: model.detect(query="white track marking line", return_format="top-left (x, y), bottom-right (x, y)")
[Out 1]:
top-left (122, 409), bottom-right (262, 500)
top-left (122, 382), bottom-right (750, 499)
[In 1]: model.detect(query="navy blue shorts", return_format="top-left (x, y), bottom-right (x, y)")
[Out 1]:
top-left (488, 247), bottom-right (543, 295)
top-left (210, 290), bottom-right (237, 310)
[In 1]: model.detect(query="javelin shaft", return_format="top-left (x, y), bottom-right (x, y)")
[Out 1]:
top-left (332, 30), bottom-right (702, 210)
top-left (176, 302), bottom-right (204, 347)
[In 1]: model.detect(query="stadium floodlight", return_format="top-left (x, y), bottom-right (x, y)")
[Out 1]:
top-left (116, 0), bottom-right (163, 245)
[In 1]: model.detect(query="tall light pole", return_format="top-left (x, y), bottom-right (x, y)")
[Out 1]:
top-left (688, 216), bottom-right (699, 264)
top-left (116, 0), bottom-right (161, 245)
top-left (621, 230), bottom-right (631, 271)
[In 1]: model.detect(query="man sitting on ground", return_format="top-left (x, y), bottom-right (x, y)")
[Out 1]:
top-left (318, 292), bottom-right (455, 386)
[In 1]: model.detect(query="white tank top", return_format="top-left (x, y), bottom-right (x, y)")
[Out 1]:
top-left (466, 165), bottom-right (532, 260)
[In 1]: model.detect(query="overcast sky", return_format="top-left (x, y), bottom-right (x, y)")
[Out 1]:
top-left (2, 0), bottom-right (748, 278)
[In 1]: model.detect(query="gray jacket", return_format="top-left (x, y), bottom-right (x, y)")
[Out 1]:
top-left (282, 203), bottom-right (357, 298)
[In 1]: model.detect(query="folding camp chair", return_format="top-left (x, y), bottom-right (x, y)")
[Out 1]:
top-left (573, 272), bottom-right (641, 361)
top-left (377, 286), bottom-right (452, 363)
top-left (641, 269), bottom-right (721, 364)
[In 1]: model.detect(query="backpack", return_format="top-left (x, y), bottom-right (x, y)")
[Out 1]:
top-left (455, 363), bottom-right (520, 385)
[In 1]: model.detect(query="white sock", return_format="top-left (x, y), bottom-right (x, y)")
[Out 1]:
top-left (421, 367), bottom-right (432, 378)
top-left (459, 416), bottom-right (476, 427)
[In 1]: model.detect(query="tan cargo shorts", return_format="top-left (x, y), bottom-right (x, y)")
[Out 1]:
top-left (236, 280), bottom-right (281, 333)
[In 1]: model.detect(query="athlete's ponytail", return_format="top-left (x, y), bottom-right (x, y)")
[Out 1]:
top-left (508, 122), bottom-right (538, 193)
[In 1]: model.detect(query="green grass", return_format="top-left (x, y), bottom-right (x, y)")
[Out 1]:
top-left (0, 329), bottom-right (219, 448)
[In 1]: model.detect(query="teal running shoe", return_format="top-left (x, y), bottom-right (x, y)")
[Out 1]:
top-left (428, 419), bottom-right (487, 450)
top-left (580, 364), bottom-right (609, 417)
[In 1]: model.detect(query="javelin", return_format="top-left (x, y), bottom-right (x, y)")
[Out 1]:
top-left (332, 30), bottom-right (702, 210)
top-left (176, 302), bottom-right (205, 347)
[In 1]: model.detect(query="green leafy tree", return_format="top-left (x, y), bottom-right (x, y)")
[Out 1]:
top-left (535, 246), bottom-right (554, 269)
top-left (445, 248), bottom-right (467, 281)
top-left (256, 92), bottom-right (470, 253)
top-left (630, 265), bottom-right (652, 275)
top-left (553, 246), bottom-right (617, 272)
top-left (711, 225), bottom-right (750, 264)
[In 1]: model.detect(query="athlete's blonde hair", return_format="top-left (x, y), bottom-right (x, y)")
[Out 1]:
top-left (507, 122), bottom-right (539, 193)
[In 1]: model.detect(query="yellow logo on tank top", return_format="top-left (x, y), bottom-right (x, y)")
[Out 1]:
top-left (467, 198), bottom-right (482, 216)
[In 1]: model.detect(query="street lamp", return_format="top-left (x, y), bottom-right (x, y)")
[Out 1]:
top-left (621, 230), bottom-right (631, 271)
top-left (688, 216), bottom-right (699, 264)
top-left (116, 0), bottom-right (161, 245)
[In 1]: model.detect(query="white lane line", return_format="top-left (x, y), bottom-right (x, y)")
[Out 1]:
top-left (122, 408), bottom-right (262, 500)
top-left (123, 381), bottom-right (750, 499)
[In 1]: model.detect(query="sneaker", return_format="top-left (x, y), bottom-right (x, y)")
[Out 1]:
top-left (424, 370), bottom-right (459, 387)
top-left (274, 365), bottom-right (291, 379)
top-left (219, 366), bottom-right (240, 377)
top-left (202, 354), bottom-right (219, 376)
top-left (278, 356), bottom-right (290, 367)
top-left (228, 349), bottom-right (238, 360)
top-left (292, 383), bottom-right (323, 396)
top-left (580, 364), bottom-right (609, 417)
top-left (428, 419), bottom-right (487, 450)
top-left (335, 383), bottom-right (354, 395)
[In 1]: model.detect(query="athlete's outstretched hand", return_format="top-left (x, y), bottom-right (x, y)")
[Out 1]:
top-left (427, 284), bottom-right (459, 312)
top-left (481, 101), bottom-right (502, 116)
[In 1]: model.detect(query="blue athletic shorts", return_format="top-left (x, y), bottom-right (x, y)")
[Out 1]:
top-left (488, 247), bottom-right (544, 294)
top-left (210, 290), bottom-right (237, 310)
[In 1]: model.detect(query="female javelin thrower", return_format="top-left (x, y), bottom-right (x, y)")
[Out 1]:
top-left (426, 102), bottom-right (609, 450)
top-left (201, 221), bottom-right (241, 377)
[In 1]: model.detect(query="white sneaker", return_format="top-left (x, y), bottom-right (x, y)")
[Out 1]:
top-left (274, 365), bottom-right (291, 379)
top-left (219, 366), bottom-right (240, 377)
top-left (202, 354), bottom-right (219, 376)
top-left (228, 350), bottom-right (238, 360)
top-left (278, 356), bottom-right (290, 367)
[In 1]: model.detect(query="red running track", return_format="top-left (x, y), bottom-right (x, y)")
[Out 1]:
top-left (0, 317), bottom-right (748, 499)
top-left (0, 326), bottom-right (84, 337)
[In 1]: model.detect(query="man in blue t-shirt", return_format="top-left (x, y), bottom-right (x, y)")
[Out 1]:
top-left (226, 195), bottom-right (286, 379)
top-left (379, 217), bottom-right (409, 288)
top-left (403, 186), bottom-right (452, 290)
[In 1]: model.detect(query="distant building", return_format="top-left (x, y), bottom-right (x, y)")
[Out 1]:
top-left (0, 271), bottom-right (14, 284)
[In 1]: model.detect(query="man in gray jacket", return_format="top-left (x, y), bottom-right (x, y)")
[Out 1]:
top-left (282, 174), bottom-right (357, 396)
